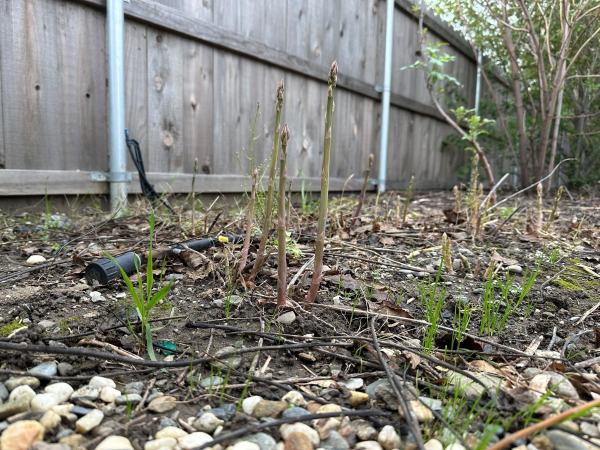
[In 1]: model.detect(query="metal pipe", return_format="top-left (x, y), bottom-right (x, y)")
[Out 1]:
top-left (474, 49), bottom-right (482, 117)
top-left (107, 0), bottom-right (127, 212)
top-left (377, 0), bottom-right (395, 193)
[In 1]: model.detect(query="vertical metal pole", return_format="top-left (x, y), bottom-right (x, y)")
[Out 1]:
top-left (474, 49), bottom-right (482, 117)
top-left (107, 0), bottom-right (127, 212)
top-left (377, 0), bottom-right (395, 193)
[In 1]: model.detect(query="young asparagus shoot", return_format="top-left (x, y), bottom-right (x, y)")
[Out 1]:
top-left (239, 168), bottom-right (259, 275)
top-left (535, 182), bottom-right (543, 233)
top-left (251, 80), bottom-right (284, 279)
top-left (286, 178), bottom-right (293, 231)
top-left (544, 186), bottom-right (563, 231)
top-left (306, 61), bottom-right (337, 303)
top-left (453, 185), bottom-right (461, 212)
top-left (442, 232), bottom-right (455, 275)
top-left (396, 195), bottom-right (401, 227)
top-left (191, 158), bottom-right (198, 235)
top-left (402, 175), bottom-right (414, 224)
top-left (352, 153), bottom-right (374, 227)
top-left (277, 125), bottom-right (290, 307)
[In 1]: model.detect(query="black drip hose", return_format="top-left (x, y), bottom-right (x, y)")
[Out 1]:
top-left (125, 129), bottom-right (175, 214)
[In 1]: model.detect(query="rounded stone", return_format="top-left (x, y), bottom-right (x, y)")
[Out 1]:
top-left (200, 376), bottom-right (224, 388)
top-left (282, 391), bottom-right (307, 408)
top-left (282, 407), bottom-right (311, 422)
top-left (144, 437), bottom-right (178, 450)
top-left (284, 431), bottom-right (315, 450)
top-left (27, 255), bottom-right (47, 265)
top-left (31, 393), bottom-right (60, 412)
top-left (45, 383), bottom-right (74, 403)
top-left (424, 439), bottom-right (444, 450)
top-left (378, 425), bottom-right (400, 450)
top-left (349, 391), bottom-right (370, 407)
top-left (96, 436), bottom-right (134, 450)
top-left (89, 376), bottom-right (116, 390)
top-left (155, 426), bottom-right (188, 439)
top-left (70, 386), bottom-right (100, 403)
top-left (355, 442), bottom-right (383, 450)
top-left (242, 396), bottom-right (263, 415)
top-left (193, 412), bottom-right (224, 433)
top-left (321, 429), bottom-right (350, 450)
top-left (242, 433), bottom-right (278, 450)
top-left (213, 346), bottom-right (243, 370)
top-left (251, 400), bottom-right (288, 418)
top-left (115, 393), bottom-right (143, 405)
top-left (280, 423), bottom-right (320, 447)
top-left (277, 311), bottom-right (296, 325)
top-left (100, 386), bottom-right (121, 403)
top-left (177, 431), bottom-right (213, 450)
top-left (0, 381), bottom-right (8, 401)
top-left (40, 410), bottom-right (62, 431)
top-left (75, 409), bottom-right (104, 434)
top-left (9, 385), bottom-right (36, 404)
top-left (338, 378), bottom-right (364, 391)
top-left (148, 395), bottom-right (177, 413)
top-left (4, 377), bottom-right (40, 392)
top-left (0, 420), bottom-right (44, 450)
top-left (316, 404), bottom-right (342, 414)
top-left (29, 362), bottom-right (58, 377)
top-left (507, 265), bottom-right (523, 274)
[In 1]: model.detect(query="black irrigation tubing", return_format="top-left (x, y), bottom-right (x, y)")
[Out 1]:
top-left (188, 322), bottom-right (489, 394)
top-left (191, 410), bottom-right (393, 450)
top-left (370, 318), bottom-right (425, 450)
top-left (0, 341), bottom-right (351, 369)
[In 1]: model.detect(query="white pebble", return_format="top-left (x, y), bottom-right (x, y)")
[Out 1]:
top-left (155, 426), bottom-right (189, 439)
top-left (144, 437), bottom-right (178, 450)
top-left (45, 383), bottom-right (74, 403)
top-left (231, 442), bottom-right (260, 450)
top-left (378, 425), bottom-right (400, 450)
top-left (100, 386), bottom-right (122, 403)
top-left (242, 396), bottom-right (263, 415)
top-left (9, 385), bottom-right (36, 403)
top-left (75, 409), bottom-right (104, 434)
top-left (282, 391), bottom-right (307, 408)
top-left (26, 255), bottom-right (46, 265)
top-left (177, 432), bottom-right (213, 450)
top-left (280, 423), bottom-right (320, 446)
top-left (89, 376), bottom-right (116, 389)
top-left (96, 435), bottom-right (134, 449)
top-left (30, 393), bottom-right (60, 411)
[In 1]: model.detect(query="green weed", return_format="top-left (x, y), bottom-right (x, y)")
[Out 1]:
top-left (420, 261), bottom-right (447, 353)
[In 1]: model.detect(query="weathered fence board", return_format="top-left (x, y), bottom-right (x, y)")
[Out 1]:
top-left (0, 0), bottom-right (479, 199)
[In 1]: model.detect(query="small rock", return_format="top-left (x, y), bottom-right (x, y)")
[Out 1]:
top-left (378, 425), bottom-right (400, 450)
top-left (242, 396), bottom-right (263, 415)
top-left (531, 435), bottom-right (553, 450)
top-left (157, 417), bottom-right (178, 431)
top-left (29, 443), bottom-right (71, 450)
top-left (366, 379), bottom-right (387, 400)
top-left (232, 442), bottom-right (260, 450)
top-left (202, 403), bottom-right (236, 422)
top-left (31, 393), bottom-right (60, 411)
top-left (312, 417), bottom-right (341, 440)
top-left (27, 255), bottom-right (46, 265)
top-left (284, 431), bottom-right (314, 450)
top-left (100, 386), bottom-right (121, 403)
top-left (399, 401), bottom-right (434, 422)
top-left (0, 398), bottom-right (30, 420)
top-left (155, 426), bottom-right (188, 439)
top-left (75, 409), bottom-right (104, 434)
top-left (177, 432), bottom-right (213, 450)
top-left (581, 422), bottom-right (599, 438)
top-left (200, 376), bottom-right (224, 388)
top-left (40, 410), bottom-right (62, 431)
top-left (9, 385), bottom-right (36, 404)
top-left (29, 362), bottom-right (58, 377)
top-left (316, 404), bottom-right (342, 414)
top-left (252, 400), bottom-right (289, 418)
top-left (38, 320), bottom-right (55, 329)
top-left (277, 311), bottom-right (296, 325)
top-left (349, 391), bottom-right (369, 407)
top-left (57, 363), bottom-right (73, 377)
top-left (507, 265), bottom-right (523, 274)
top-left (445, 444), bottom-right (466, 450)
top-left (373, 382), bottom-right (399, 409)
top-left (45, 383), bottom-right (74, 403)
top-left (193, 412), bottom-right (224, 433)
top-left (419, 397), bottom-right (443, 411)
top-left (321, 429), bottom-right (350, 450)
top-left (0, 420), bottom-right (45, 450)
top-left (0, 382), bottom-right (8, 401)
top-left (243, 433), bottom-right (278, 450)
top-left (424, 439), bottom-right (444, 450)
top-left (282, 391), bottom-right (307, 408)
top-left (96, 436), bottom-right (134, 450)
top-left (280, 423), bottom-right (320, 447)
top-left (148, 395), bottom-right (177, 413)
top-left (354, 419), bottom-right (378, 441)
top-left (546, 430), bottom-right (594, 450)
top-left (282, 407), bottom-right (311, 422)
top-left (71, 386), bottom-right (100, 403)
top-left (338, 378), bottom-right (364, 390)
top-left (124, 381), bottom-right (144, 395)
top-left (58, 434), bottom-right (86, 448)
top-left (89, 376), bottom-right (116, 389)
top-left (355, 442), bottom-right (383, 450)
top-left (91, 295), bottom-right (106, 303)
top-left (144, 437), bottom-right (178, 450)
top-left (115, 393), bottom-right (143, 405)
top-left (4, 377), bottom-right (40, 391)
top-left (6, 410), bottom-right (43, 424)
top-left (71, 405), bottom-right (94, 416)
top-left (214, 346), bottom-right (243, 370)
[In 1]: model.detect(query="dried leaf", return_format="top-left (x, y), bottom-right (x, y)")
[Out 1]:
top-left (377, 301), bottom-right (414, 319)
top-left (490, 251), bottom-right (518, 266)
top-left (379, 236), bottom-right (395, 246)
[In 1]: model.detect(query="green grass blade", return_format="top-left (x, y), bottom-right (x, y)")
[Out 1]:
top-left (148, 281), bottom-right (173, 311)
top-left (147, 210), bottom-right (155, 304)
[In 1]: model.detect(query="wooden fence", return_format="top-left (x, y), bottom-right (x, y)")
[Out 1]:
top-left (0, 0), bottom-right (477, 198)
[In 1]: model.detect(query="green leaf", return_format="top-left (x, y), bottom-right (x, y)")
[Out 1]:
top-left (148, 281), bottom-right (173, 311)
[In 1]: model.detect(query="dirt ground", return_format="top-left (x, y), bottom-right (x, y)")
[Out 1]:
top-left (1, 188), bottom-right (600, 449)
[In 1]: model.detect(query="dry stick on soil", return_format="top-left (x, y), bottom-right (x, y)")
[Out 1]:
top-left (134, 377), bottom-right (155, 413)
top-left (306, 61), bottom-right (337, 303)
top-left (239, 168), bottom-right (259, 275)
top-left (191, 158), bottom-right (198, 235)
top-left (277, 125), bottom-right (290, 307)
top-left (402, 175), bottom-right (414, 224)
top-left (535, 182), bottom-right (544, 232)
top-left (442, 232), bottom-right (454, 275)
top-left (488, 398), bottom-right (600, 450)
top-left (544, 185), bottom-right (564, 231)
top-left (395, 195), bottom-right (401, 227)
top-left (370, 318), bottom-right (425, 450)
top-left (251, 80), bottom-right (284, 279)
top-left (351, 153), bottom-right (374, 227)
